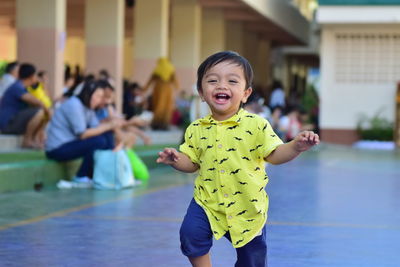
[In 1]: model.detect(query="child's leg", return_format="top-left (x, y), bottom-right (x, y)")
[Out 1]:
top-left (180, 198), bottom-right (213, 267)
top-left (226, 225), bottom-right (268, 267)
top-left (189, 254), bottom-right (212, 267)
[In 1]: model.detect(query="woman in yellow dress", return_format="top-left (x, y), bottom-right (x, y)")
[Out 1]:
top-left (143, 58), bottom-right (179, 130)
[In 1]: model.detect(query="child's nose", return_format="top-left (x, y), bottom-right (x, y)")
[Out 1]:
top-left (217, 81), bottom-right (228, 89)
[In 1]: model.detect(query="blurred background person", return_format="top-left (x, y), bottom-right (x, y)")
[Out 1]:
top-left (27, 70), bottom-right (53, 109)
top-left (45, 81), bottom-right (122, 183)
top-left (143, 57), bottom-right (179, 130)
top-left (269, 80), bottom-right (286, 109)
top-left (96, 80), bottom-right (151, 148)
top-left (0, 63), bottom-right (49, 148)
top-left (0, 61), bottom-right (19, 99)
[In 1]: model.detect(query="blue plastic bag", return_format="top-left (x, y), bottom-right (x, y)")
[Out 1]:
top-left (93, 150), bottom-right (136, 190)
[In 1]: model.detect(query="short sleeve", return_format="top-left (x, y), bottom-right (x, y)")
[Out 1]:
top-left (64, 98), bottom-right (87, 136)
top-left (179, 124), bottom-right (200, 164)
top-left (257, 119), bottom-right (284, 159)
top-left (11, 83), bottom-right (28, 99)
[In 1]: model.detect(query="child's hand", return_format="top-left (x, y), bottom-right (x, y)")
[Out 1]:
top-left (156, 148), bottom-right (180, 165)
top-left (293, 131), bottom-right (320, 152)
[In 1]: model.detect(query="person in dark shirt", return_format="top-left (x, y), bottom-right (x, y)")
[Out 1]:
top-left (0, 63), bottom-right (50, 148)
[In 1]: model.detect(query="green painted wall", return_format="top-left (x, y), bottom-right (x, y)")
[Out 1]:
top-left (319, 0), bottom-right (400, 5)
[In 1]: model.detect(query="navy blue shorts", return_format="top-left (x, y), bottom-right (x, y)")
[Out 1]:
top-left (180, 198), bottom-right (268, 267)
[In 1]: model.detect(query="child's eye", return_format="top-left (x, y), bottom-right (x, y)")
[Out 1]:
top-left (229, 80), bottom-right (238, 84)
top-left (207, 80), bottom-right (217, 83)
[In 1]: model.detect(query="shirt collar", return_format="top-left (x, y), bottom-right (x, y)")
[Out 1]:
top-left (199, 108), bottom-right (246, 125)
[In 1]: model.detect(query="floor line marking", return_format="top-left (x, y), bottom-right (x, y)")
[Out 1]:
top-left (62, 215), bottom-right (400, 230)
top-left (0, 182), bottom-right (189, 231)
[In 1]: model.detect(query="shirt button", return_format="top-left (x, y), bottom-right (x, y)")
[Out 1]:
top-left (224, 193), bottom-right (229, 198)
top-left (220, 170), bottom-right (225, 174)
top-left (218, 144), bottom-right (222, 149)
top-left (228, 215), bottom-right (233, 220)
top-left (218, 123), bottom-right (222, 126)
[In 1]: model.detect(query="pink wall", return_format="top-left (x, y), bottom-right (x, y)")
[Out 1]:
top-left (86, 45), bottom-right (123, 111)
top-left (17, 28), bottom-right (64, 99)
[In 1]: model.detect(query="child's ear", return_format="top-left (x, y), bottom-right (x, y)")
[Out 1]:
top-left (242, 87), bottom-right (253, 104)
top-left (198, 89), bottom-right (205, 102)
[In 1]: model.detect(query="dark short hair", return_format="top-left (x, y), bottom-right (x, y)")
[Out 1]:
top-left (97, 79), bottom-right (114, 91)
top-left (5, 61), bottom-right (19, 74)
top-left (196, 51), bottom-right (253, 92)
top-left (18, 63), bottom-right (36, 80)
top-left (77, 81), bottom-right (104, 108)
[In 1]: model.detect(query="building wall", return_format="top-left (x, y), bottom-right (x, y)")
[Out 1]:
top-left (320, 24), bottom-right (400, 138)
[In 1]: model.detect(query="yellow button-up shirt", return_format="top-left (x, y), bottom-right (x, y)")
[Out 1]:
top-left (180, 109), bottom-right (283, 248)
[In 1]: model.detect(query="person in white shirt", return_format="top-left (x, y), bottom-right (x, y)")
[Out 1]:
top-left (269, 80), bottom-right (285, 109)
top-left (0, 61), bottom-right (19, 98)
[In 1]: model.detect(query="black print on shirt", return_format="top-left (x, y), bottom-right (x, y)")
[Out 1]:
top-left (254, 167), bottom-right (261, 171)
top-left (250, 199), bottom-right (258, 202)
top-left (230, 169), bottom-right (241, 175)
top-left (242, 157), bottom-right (250, 161)
top-left (203, 178), bottom-right (213, 181)
top-left (226, 148), bottom-right (236, 152)
top-left (236, 210), bottom-right (248, 216)
top-left (233, 191), bottom-right (243, 195)
top-left (206, 145), bottom-right (213, 149)
top-left (246, 130), bottom-right (253, 135)
top-left (263, 123), bottom-right (268, 131)
top-left (208, 167), bottom-right (216, 171)
top-left (189, 133), bottom-right (193, 139)
top-left (200, 137), bottom-right (207, 140)
top-left (250, 144), bottom-right (263, 152)
top-left (206, 126), bottom-right (213, 130)
top-left (238, 182), bottom-right (248, 185)
top-left (242, 229), bottom-right (250, 234)
top-left (227, 125), bottom-right (238, 130)
top-left (227, 201), bottom-right (236, 208)
top-left (211, 188), bottom-right (218, 193)
top-left (247, 219), bottom-right (255, 222)
top-left (235, 239), bottom-right (244, 246)
top-left (219, 158), bottom-right (228, 164)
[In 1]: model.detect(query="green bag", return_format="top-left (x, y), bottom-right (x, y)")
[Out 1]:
top-left (126, 149), bottom-right (150, 181)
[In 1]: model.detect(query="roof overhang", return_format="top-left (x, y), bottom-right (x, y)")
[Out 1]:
top-left (199, 0), bottom-right (310, 46)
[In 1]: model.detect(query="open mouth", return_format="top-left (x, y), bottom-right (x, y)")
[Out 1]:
top-left (214, 93), bottom-right (231, 104)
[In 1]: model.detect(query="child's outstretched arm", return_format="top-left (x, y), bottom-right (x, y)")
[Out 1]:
top-left (157, 148), bottom-right (199, 173)
top-left (266, 131), bottom-right (319, 165)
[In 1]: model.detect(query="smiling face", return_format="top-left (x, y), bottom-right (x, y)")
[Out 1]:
top-left (199, 61), bottom-right (252, 121)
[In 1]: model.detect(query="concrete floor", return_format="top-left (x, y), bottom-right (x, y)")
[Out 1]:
top-left (0, 145), bottom-right (399, 266)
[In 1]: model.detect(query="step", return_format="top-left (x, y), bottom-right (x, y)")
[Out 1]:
top-left (0, 144), bottom-right (178, 193)
top-left (0, 128), bottom-right (183, 151)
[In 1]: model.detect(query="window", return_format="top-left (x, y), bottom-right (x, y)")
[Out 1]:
top-left (335, 33), bottom-right (400, 83)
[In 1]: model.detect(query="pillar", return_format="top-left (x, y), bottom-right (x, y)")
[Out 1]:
top-left (225, 21), bottom-right (244, 55)
top-left (16, 0), bottom-right (66, 99)
top-left (255, 39), bottom-right (271, 89)
top-left (171, 0), bottom-right (202, 92)
top-left (85, 0), bottom-right (124, 111)
top-left (201, 8), bottom-right (226, 61)
top-left (133, 0), bottom-right (170, 85)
